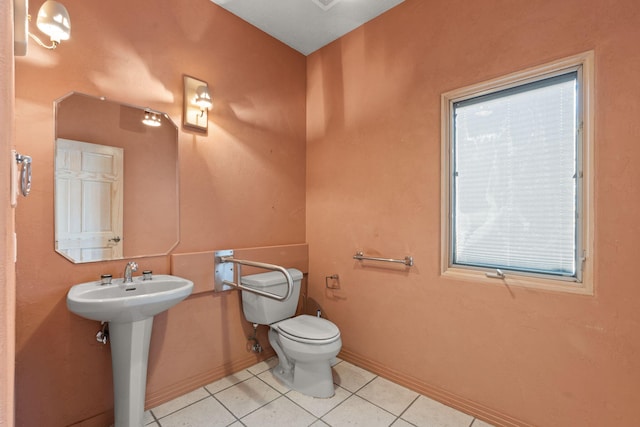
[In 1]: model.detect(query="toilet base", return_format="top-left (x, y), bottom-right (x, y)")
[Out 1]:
top-left (272, 358), bottom-right (335, 398)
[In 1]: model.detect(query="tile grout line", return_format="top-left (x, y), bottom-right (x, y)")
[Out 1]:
top-left (147, 408), bottom-right (161, 425)
top-left (350, 388), bottom-right (410, 425)
top-left (392, 394), bottom-right (421, 427)
top-left (225, 368), bottom-right (292, 423)
top-left (319, 374), bottom-right (378, 425)
top-left (150, 391), bottom-right (212, 421)
top-left (151, 367), bottom-right (259, 422)
top-left (280, 386), bottom-right (341, 423)
top-left (320, 370), bottom-right (421, 427)
top-left (211, 392), bottom-right (243, 426)
top-left (209, 370), bottom-right (265, 425)
top-left (155, 368), bottom-right (261, 425)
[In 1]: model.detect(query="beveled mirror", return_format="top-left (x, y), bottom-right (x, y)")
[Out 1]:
top-left (54, 92), bottom-right (179, 263)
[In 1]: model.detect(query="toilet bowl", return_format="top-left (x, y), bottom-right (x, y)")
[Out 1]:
top-left (269, 315), bottom-right (342, 398)
top-left (241, 269), bottom-right (342, 398)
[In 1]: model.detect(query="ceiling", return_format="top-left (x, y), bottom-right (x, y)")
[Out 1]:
top-left (210, 0), bottom-right (405, 55)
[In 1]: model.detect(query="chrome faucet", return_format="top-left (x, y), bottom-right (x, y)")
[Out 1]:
top-left (124, 261), bottom-right (138, 283)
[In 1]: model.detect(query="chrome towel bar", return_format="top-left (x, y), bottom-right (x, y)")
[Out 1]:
top-left (353, 251), bottom-right (414, 267)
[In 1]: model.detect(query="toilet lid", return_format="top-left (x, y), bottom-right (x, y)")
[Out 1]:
top-left (277, 315), bottom-right (340, 341)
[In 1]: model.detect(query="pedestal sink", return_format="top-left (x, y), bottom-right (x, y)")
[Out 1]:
top-left (67, 274), bottom-right (194, 427)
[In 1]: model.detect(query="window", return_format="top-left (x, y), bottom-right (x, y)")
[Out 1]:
top-left (441, 52), bottom-right (593, 294)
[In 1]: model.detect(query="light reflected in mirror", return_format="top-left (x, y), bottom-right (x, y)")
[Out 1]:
top-left (55, 92), bottom-right (179, 263)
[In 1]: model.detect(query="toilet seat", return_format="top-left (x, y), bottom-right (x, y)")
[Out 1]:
top-left (276, 315), bottom-right (340, 344)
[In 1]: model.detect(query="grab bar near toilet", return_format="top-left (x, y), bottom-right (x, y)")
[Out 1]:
top-left (214, 250), bottom-right (294, 301)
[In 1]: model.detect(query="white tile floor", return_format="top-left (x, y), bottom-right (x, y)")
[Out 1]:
top-left (144, 358), bottom-right (495, 427)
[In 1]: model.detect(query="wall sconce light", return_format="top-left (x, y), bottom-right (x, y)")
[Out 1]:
top-left (14, 0), bottom-right (72, 56)
top-left (142, 109), bottom-right (162, 127)
top-left (194, 86), bottom-right (213, 111)
top-left (183, 75), bottom-right (212, 131)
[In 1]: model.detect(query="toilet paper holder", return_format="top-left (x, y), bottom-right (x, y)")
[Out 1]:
top-left (325, 274), bottom-right (339, 289)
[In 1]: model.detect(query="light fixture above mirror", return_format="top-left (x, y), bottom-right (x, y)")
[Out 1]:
top-left (183, 75), bottom-right (212, 131)
top-left (142, 109), bottom-right (162, 127)
top-left (14, 0), bottom-right (71, 55)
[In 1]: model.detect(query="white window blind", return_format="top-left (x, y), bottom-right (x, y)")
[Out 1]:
top-left (452, 72), bottom-right (579, 278)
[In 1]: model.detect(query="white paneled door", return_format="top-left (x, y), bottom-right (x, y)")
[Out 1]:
top-left (55, 139), bottom-right (123, 262)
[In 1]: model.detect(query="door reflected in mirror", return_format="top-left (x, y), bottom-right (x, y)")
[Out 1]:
top-left (56, 139), bottom-right (124, 261)
top-left (55, 92), bottom-right (179, 263)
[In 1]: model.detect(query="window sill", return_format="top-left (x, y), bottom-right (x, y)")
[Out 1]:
top-left (441, 266), bottom-right (594, 296)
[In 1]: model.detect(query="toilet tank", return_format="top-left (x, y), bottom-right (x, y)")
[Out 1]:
top-left (240, 268), bottom-right (303, 325)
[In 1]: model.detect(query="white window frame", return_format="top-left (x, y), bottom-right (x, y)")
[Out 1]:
top-left (440, 51), bottom-right (594, 295)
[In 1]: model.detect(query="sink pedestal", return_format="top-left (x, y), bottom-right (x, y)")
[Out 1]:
top-left (109, 318), bottom-right (153, 427)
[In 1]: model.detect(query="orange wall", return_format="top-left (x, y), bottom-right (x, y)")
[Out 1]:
top-left (307, 0), bottom-right (640, 426)
top-left (13, 0), bottom-right (640, 425)
top-left (14, 0), bottom-right (305, 425)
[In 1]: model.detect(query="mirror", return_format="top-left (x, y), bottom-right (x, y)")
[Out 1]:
top-left (55, 92), bottom-right (179, 263)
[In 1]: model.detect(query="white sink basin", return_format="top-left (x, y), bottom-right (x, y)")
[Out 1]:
top-left (67, 274), bottom-right (194, 323)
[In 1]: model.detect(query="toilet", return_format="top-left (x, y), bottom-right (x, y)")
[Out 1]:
top-left (241, 268), bottom-right (342, 398)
